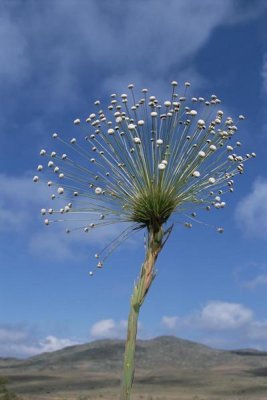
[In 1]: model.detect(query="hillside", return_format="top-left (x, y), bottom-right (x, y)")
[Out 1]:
top-left (1, 336), bottom-right (267, 399)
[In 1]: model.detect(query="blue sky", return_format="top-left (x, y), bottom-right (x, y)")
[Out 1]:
top-left (1, 0), bottom-right (267, 358)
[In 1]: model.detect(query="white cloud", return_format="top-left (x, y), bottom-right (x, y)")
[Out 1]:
top-left (38, 335), bottom-right (78, 353)
top-left (235, 178), bottom-right (267, 239)
top-left (0, 0), bottom-right (236, 122)
top-left (161, 316), bottom-right (178, 330)
top-left (90, 318), bottom-right (142, 339)
top-left (234, 262), bottom-right (267, 289)
top-left (0, 325), bottom-right (80, 358)
top-left (90, 319), bottom-right (129, 339)
top-left (198, 301), bottom-right (253, 330)
top-left (160, 301), bottom-right (267, 349)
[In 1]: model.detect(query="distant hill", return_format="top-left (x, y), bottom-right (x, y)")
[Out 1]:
top-left (1, 335), bottom-right (267, 372)
top-left (1, 336), bottom-right (267, 399)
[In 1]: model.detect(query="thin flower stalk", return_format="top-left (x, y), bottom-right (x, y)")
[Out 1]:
top-left (33, 81), bottom-right (255, 399)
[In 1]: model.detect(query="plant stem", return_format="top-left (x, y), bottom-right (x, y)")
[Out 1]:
top-left (119, 225), bottom-right (166, 400)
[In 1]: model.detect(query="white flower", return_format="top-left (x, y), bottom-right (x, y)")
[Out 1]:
top-left (192, 171), bottom-right (200, 177)
top-left (57, 187), bottom-right (64, 194)
top-left (158, 163), bottom-right (166, 170)
top-left (95, 187), bottom-right (103, 195)
top-left (35, 81), bottom-right (255, 271)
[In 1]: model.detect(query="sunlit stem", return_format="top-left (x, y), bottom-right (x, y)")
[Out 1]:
top-left (119, 224), bottom-right (172, 400)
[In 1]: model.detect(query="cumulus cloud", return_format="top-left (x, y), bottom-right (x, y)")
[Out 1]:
top-left (234, 262), bottom-right (267, 289)
top-left (161, 301), bottom-right (267, 349)
top-left (161, 316), bottom-right (178, 330)
top-left (90, 319), bottom-right (128, 339)
top-left (90, 318), bottom-right (142, 339)
top-left (197, 301), bottom-right (253, 330)
top-left (0, 0), bottom-right (251, 133)
top-left (235, 178), bottom-right (267, 239)
top-left (0, 325), bottom-right (79, 358)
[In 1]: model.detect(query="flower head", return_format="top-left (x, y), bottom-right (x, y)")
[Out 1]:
top-left (34, 81), bottom-right (255, 272)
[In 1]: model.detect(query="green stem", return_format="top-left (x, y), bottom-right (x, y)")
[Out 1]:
top-left (119, 225), bottom-right (165, 400)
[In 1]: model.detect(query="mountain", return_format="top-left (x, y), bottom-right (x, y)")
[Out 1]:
top-left (1, 336), bottom-right (267, 399)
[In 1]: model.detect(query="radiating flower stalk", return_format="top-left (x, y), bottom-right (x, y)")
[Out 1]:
top-left (33, 81), bottom-right (255, 399)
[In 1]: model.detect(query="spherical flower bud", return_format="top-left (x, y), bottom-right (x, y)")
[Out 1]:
top-left (61, 154), bottom-right (67, 160)
top-left (209, 144), bottom-right (217, 151)
top-left (217, 227), bottom-right (224, 233)
top-left (184, 82), bottom-right (191, 87)
top-left (89, 271), bottom-right (94, 276)
top-left (151, 112), bottom-right (158, 117)
top-left (164, 101), bottom-right (171, 107)
top-left (57, 187), bottom-right (64, 195)
top-left (37, 165), bottom-right (43, 171)
top-left (208, 177), bottom-right (216, 184)
top-left (48, 208), bottom-right (53, 214)
top-left (52, 133), bottom-right (58, 139)
top-left (41, 208), bottom-right (46, 215)
top-left (220, 202), bottom-right (226, 208)
top-left (128, 124), bottom-right (136, 130)
top-left (197, 119), bottom-right (205, 127)
top-left (70, 138), bottom-right (76, 144)
top-left (215, 196), bottom-right (221, 202)
top-left (108, 128), bottom-right (115, 135)
top-left (40, 149), bottom-right (46, 156)
top-left (239, 115), bottom-right (245, 120)
top-left (236, 141), bottom-right (241, 146)
top-left (251, 152), bottom-right (256, 157)
top-left (214, 203), bottom-right (221, 209)
top-left (192, 171), bottom-right (200, 177)
top-left (156, 139), bottom-right (163, 145)
top-left (73, 118), bottom-right (80, 125)
top-left (33, 175), bottom-right (39, 182)
top-left (95, 187), bottom-right (103, 195)
top-left (51, 151), bottom-right (56, 157)
top-left (161, 160), bottom-right (168, 165)
top-left (54, 166), bottom-right (59, 173)
top-left (97, 262), bottom-right (103, 268)
top-left (158, 163), bottom-right (166, 170)
top-left (227, 145), bottom-right (233, 151)
top-left (228, 155), bottom-right (234, 161)
top-left (48, 161), bottom-right (54, 168)
top-left (171, 80), bottom-right (178, 86)
top-left (94, 100), bottom-right (100, 105)
top-left (133, 137), bottom-right (141, 144)
top-left (115, 117), bottom-right (122, 124)
top-left (59, 173), bottom-right (64, 179)
top-left (47, 181), bottom-right (52, 186)
top-left (189, 110), bottom-right (197, 116)
top-left (198, 151), bottom-right (206, 158)
top-left (44, 219), bottom-right (49, 225)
